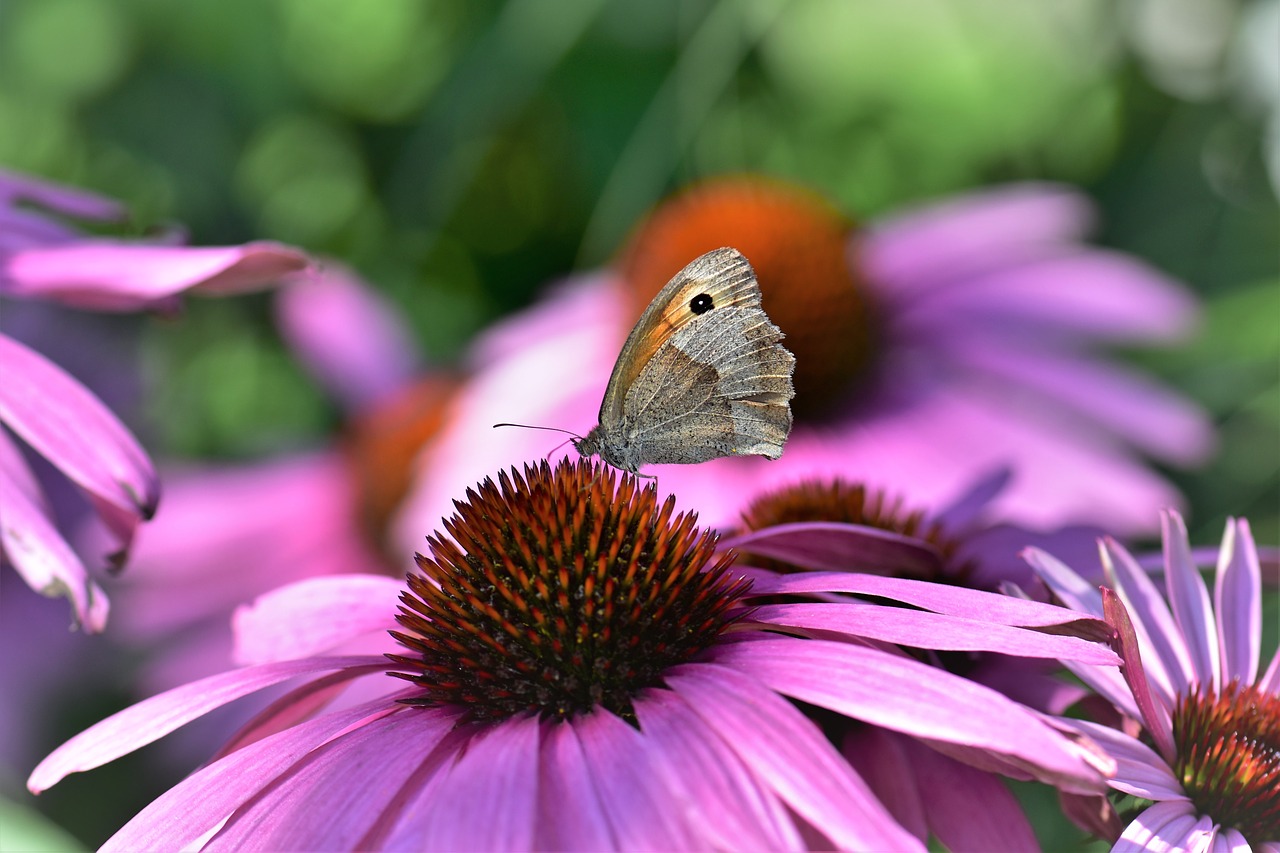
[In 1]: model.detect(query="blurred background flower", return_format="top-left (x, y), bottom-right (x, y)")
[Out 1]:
top-left (1, 0), bottom-right (1276, 849)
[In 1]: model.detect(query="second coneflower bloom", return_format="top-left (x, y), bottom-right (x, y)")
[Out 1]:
top-left (34, 460), bottom-right (1118, 850)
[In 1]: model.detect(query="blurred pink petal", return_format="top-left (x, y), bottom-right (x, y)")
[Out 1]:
top-left (274, 265), bottom-right (421, 412)
top-left (3, 241), bottom-right (311, 311)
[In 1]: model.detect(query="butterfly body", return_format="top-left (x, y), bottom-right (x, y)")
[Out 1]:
top-left (573, 247), bottom-right (795, 473)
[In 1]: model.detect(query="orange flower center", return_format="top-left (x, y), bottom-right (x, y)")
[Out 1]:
top-left (615, 177), bottom-right (878, 421)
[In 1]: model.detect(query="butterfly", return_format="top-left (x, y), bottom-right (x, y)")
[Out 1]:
top-left (570, 247), bottom-right (796, 474)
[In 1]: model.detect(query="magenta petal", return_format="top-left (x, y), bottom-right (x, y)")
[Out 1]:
top-left (840, 727), bottom-right (928, 843)
top-left (535, 721), bottom-right (615, 851)
top-left (0, 334), bottom-right (158, 523)
top-left (902, 736), bottom-right (1040, 852)
top-left (715, 637), bottom-right (1110, 793)
top-left (667, 662), bottom-right (925, 851)
top-left (274, 267), bottom-right (421, 412)
top-left (3, 241), bottom-right (310, 310)
top-left (1161, 510), bottom-right (1222, 690)
top-left (751, 570), bottom-right (1110, 632)
top-left (1061, 719), bottom-right (1186, 801)
top-left (634, 688), bottom-right (803, 850)
top-left (721, 522), bottom-right (943, 576)
top-left (101, 696), bottom-right (404, 852)
top-left (1101, 536), bottom-right (1196, 700)
top-left (1102, 589), bottom-right (1176, 762)
top-left (207, 707), bottom-right (461, 851)
top-left (232, 575), bottom-right (403, 665)
top-left (0, 429), bottom-right (109, 631)
top-left (571, 709), bottom-right (702, 850)
top-left (1214, 519), bottom-right (1262, 686)
top-left (750, 602), bottom-right (1120, 664)
top-left (28, 655), bottom-right (390, 792)
top-left (1114, 800), bottom-right (1202, 853)
top-left (1022, 546), bottom-right (1105, 615)
top-left (0, 170), bottom-right (126, 222)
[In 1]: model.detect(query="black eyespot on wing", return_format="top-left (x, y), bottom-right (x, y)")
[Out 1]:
top-left (689, 293), bottom-right (714, 314)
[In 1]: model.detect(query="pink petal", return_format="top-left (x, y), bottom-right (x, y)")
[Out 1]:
top-left (862, 183), bottom-right (1093, 296)
top-left (29, 655), bottom-right (390, 792)
top-left (1022, 545), bottom-right (1105, 615)
top-left (1061, 719), bottom-right (1186, 801)
top-left (409, 715), bottom-right (540, 852)
top-left (668, 662), bottom-right (925, 851)
top-left (929, 466), bottom-right (1012, 533)
top-left (1102, 536), bottom-right (1196, 700)
top-left (101, 696), bottom-right (407, 852)
top-left (721, 522), bottom-right (943, 576)
top-left (1114, 800), bottom-right (1202, 853)
top-left (903, 736), bottom-right (1039, 852)
top-left (571, 709), bottom-right (702, 850)
top-left (0, 334), bottom-right (157, 543)
top-left (233, 575), bottom-right (403, 665)
top-left (0, 428), bottom-right (109, 631)
top-left (3, 242), bottom-right (310, 311)
top-left (1103, 589), bottom-right (1176, 762)
top-left (274, 266), bottom-right (421, 412)
top-left (750, 602), bottom-right (1120, 664)
top-left (715, 636), bottom-right (1109, 793)
top-left (1161, 510), bottom-right (1221, 690)
top-left (1214, 518), bottom-right (1261, 686)
top-left (634, 688), bottom-right (803, 850)
top-left (1260, 649), bottom-right (1280, 696)
top-left (535, 721), bottom-right (615, 851)
top-left (840, 727), bottom-right (928, 842)
top-left (751, 570), bottom-right (1111, 632)
top-left (207, 707), bottom-right (463, 851)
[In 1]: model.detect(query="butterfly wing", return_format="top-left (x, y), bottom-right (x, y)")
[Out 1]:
top-left (615, 302), bottom-right (795, 466)
top-left (596, 247), bottom-right (764, 429)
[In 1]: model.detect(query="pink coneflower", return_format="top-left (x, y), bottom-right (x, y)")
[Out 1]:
top-left (1025, 510), bottom-right (1280, 850)
top-left (32, 459), bottom-right (1119, 850)
top-left (0, 170), bottom-right (309, 631)
top-left (396, 178), bottom-right (1212, 548)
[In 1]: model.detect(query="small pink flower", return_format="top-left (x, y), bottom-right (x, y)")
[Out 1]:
top-left (0, 170), bottom-right (311, 630)
top-left (1026, 510), bottom-right (1280, 850)
top-left (396, 178), bottom-right (1213, 550)
top-left (31, 460), bottom-right (1118, 850)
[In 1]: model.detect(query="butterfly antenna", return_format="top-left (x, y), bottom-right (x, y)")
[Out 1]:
top-left (492, 422), bottom-right (582, 439)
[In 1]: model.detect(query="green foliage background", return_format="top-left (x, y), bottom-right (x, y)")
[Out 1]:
top-left (1, 0), bottom-right (1276, 848)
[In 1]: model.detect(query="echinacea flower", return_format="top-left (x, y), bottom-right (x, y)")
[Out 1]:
top-left (396, 178), bottom-right (1213, 547)
top-left (32, 459), bottom-right (1119, 850)
top-left (1025, 510), bottom-right (1280, 850)
top-left (0, 170), bottom-right (310, 631)
top-left (722, 472), bottom-right (1109, 847)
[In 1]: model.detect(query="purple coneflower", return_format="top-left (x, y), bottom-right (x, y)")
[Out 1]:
top-left (1025, 510), bottom-right (1279, 850)
top-left (33, 459), bottom-right (1118, 850)
top-left (0, 170), bottom-right (309, 630)
top-left (396, 177), bottom-right (1212, 546)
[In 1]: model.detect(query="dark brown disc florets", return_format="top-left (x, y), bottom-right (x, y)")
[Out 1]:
top-left (388, 459), bottom-right (750, 723)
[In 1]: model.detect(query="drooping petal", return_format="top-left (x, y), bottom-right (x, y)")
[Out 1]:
top-left (2, 242), bottom-right (311, 311)
top-left (0, 428), bottom-right (109, 631)
top-left (28, 655), bottom-right (390, 792)
top-left (535, 720), bottom-right (616, 851)
top-left (0, 334), bottom-right (158, 534)
top-left (721, 522), bottom-right (943, 577)
top-left (749, 602), bottom-right (1119, 664)
top-left (1102, 535), bottom-right (1196, 700)
top-left (274, 267), bottom-right (421, 413)
top-left (1214, 518), bottom-right (1262, 686)
top-left (233, 575), bottom-right (403, 665)
top-left (206, 707), bottom-right (464, 852)
top-left (634, 688), bottom-right (803, 851)
top-left (0, 169), bottom-right (127, 223)
top-left (101, 696), bottom-right (405, 852)
top-left (571, 708), bottom-right (702, 850)
top-left (410, 715), bottom-right (540, 852)
top-left (715, 636), bottom-right (1109, 793)
top-left (1161, 510), bottom-right (1222, 691)
top-left (840, 726), bottom-right (929, 843)
top-left (667, 662), bottom-right (925, 851)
